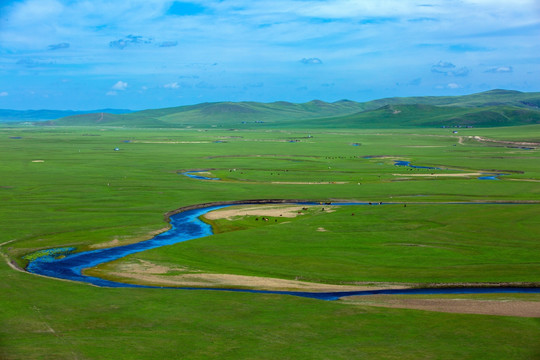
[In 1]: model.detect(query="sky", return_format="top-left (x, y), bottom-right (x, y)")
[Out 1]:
top-left (0, 0), bottom-right (539, 110)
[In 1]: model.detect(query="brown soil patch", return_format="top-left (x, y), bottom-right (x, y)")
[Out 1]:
top-left (343, 296), bottom-right (540, 317)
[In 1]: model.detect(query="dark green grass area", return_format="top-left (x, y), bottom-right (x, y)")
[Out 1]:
top-left (1, 125), bottom-right (539, 359)
top-left (109, 204), bottom-right (540, 284)
top-left (2, 263), bottom-right (540, 360)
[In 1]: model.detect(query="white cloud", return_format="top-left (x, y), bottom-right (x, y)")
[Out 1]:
top-left (447, 83), bottom-right (460, 89)
top-left (300, 58), bottom-right (323, 65)
top-left (164, 82), bottom-right (179, 89)
top-left (112, 81), bottom-right (128, 90)
top-left (0, 91), bottom-right (8, 97)
top-left (106, 90), bottom-right (117, 96)
top-left (431, 62), bottom-right (470, 77)
top-left (484, 66), bottom-right (513, 73)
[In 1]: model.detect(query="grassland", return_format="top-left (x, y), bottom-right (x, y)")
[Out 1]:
top-left (101, 203), bottom-right (539, 285)
top-left (1, 123), bottom-right (539, 359)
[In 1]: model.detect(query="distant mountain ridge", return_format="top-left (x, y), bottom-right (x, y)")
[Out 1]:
top-left (0, 108), bottom-right (132, 122)
top-left (3, 89), bottom-right (540, 128)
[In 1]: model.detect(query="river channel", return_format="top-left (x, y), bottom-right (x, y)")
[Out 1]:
top-left (26, 201), bottom-right (540, 301)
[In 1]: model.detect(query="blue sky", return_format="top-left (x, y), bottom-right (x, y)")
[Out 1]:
top-left (1, 0), bottom-right (539, 110)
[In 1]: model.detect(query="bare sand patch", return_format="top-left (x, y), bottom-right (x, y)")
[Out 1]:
top-left (134, 141), bottom-right (210, 144)
top-left (401, 146), bottom-right (446, 148)
top-left (204, 205), bottom-right (325, 220)
top-left (343, 296), bottom-right (540, 317)
top-left (508, 178), bottom-right (540, 183)
top-left (393, 172), bottom-right (484, 177)
top-left (364, 156), bottom-right (398, 159)
top-left (31, 160), bottom-right (45, 163)
top-left (317, 227), bottom-right (327, 232)
top-left (118, 259), bottom-right (191, 274)
top-left (92, 261), bottom-right (402, 292)
top-left (473, 136), bottom-right (539, 147)
top-left (90, 239), bottom-right (121, 249)
top-left (271, 181), bottom-right (347, 185)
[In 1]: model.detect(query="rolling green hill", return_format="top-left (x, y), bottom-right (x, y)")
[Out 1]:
top-left (32, 89), bottom-right (540, 128)
top-left (305, 104), bottom-right (540, 129)
top-left (362, 89), bottom-right (540, 109)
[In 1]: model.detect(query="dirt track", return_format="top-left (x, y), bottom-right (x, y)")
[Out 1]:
top-left (343, 295), bottom-right (540, 317)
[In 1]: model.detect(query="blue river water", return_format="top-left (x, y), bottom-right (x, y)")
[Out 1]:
top-left (393, 160), bottom-right (512, 180)
top-left (182, 171), bottom-right (220, 180)
top-left (26, 201), bottom-right (540, 300)
top-left (478, 173), bottom-right (509, 180)
top-left (394, 160), bottom-right (441, 170)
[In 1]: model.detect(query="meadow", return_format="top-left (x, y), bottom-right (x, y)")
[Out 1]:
top-left (1, 124), bottom-right (539, 359)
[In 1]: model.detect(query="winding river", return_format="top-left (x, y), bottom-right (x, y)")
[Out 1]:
top-left (26, 200), bottom-right (540, 300)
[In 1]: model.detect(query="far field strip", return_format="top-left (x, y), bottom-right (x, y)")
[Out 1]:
top-left (342, 296), bottom-right (540, 318)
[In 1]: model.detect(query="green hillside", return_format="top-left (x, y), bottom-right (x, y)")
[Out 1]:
top-left (46, 99), bottom-right (364, 128)
top-left (33, 89), bottom-right (540, 128)
top-left (306, 104), bottom-right (540, 129)
top-left (362, 89), bottom-right (540, 109)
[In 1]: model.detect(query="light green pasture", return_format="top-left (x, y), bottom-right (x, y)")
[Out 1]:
top-left (1, 125), bottom-right (539, 359)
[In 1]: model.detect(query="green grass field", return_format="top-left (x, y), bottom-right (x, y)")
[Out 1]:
top-left (106, 203), bottom-right (538, 285)
top-left (1, 124), bottom-right (539, 359)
